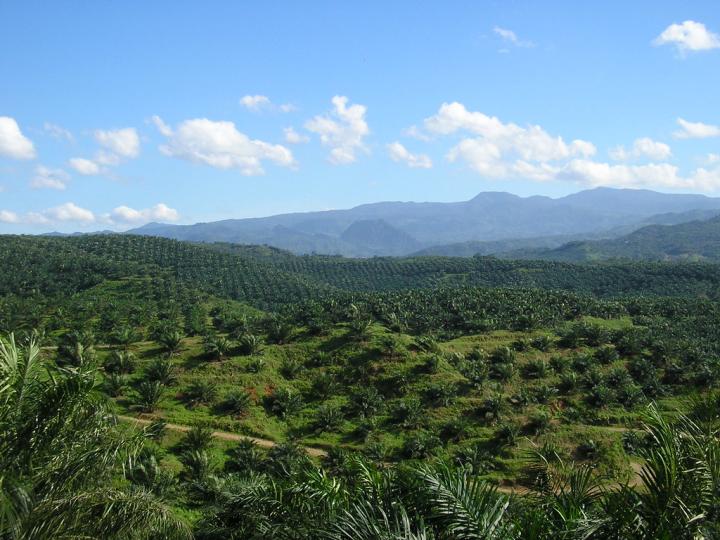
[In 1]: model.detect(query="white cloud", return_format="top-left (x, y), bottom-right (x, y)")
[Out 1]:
top-left (0, 210), bottom-right (19, 224)
top-left (43, 122), bottom-right (74, 142)
top-left (284, 127), bottom-right (309, 144)
top-left (609, 137), bottom-right (672, 161)
top-left (94, 127), bottom-right (140, 158)
top-left (151, 115), bottom-right (173, 136)
top-left (69, 157), bottom-right (101, 175)
top-left (493, 26), bottom-right (534, 48)
top-left (387, 142), bottom-right (432, 169)
top-left (403, 125), bottom-right (432, 141)
top-left (706, 153), bottom-right (720, 165)
top-left (31, 165), bottom-right (70, 190)
top-left (240, 95), bottom-right (271, 111)
top-left (654, 20), bottom-right (720, 53)
top-left (110, 203), bottom-right (179, 224)
top-left (27, 202), bottom-right (95, 224)
top-left (305, 96), bottom-right (370, 164)
top-left (239, 95), bottom-right (294, 113)
top-left (0, 117), bottom-right (36, 160)
top-left (426, 102), bottom-right (595, 177)
top-left (65, 127), bottom-right (140, 176)
top-left (155, 116), bottom-right (295, 175)
top-left (674, 118), bottom-right (720, 139)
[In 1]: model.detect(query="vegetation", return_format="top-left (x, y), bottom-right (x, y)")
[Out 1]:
top-left (2, 233), bottom-right (720, 538)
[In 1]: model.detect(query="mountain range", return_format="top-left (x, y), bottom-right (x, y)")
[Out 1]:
top-left (124, 187), bottom-right (720, 257)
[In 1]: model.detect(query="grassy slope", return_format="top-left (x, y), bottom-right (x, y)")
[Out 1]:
top-left (107, 315), bottom-right (685, 488)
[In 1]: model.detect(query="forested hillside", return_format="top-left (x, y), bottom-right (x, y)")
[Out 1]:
top-left (521, 215), bottom-right (720, 262)
top-left (2, 233), bottom-right (720, 538)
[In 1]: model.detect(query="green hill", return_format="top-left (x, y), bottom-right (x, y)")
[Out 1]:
top-left (524, 216), bottom-right (720, 262)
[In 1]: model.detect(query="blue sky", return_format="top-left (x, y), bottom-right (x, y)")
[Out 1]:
top-left (1, 0), bottom-right (719, 232)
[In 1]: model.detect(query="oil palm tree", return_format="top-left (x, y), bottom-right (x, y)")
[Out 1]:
top-left (0, 333), bottom-right (190, 539)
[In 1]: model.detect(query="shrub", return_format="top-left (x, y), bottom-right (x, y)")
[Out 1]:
top-left (401, 431), bottom-right (441, 459)
top-left (158, 330), bottom-right (183, 355)
top-left (267, 388), bottom-right (303, 419)
top-left (491, 346), bottom-right (516, 365)
top-left (104, 350), bottom-right (136, 374)
top-left (180, 449), bottom-right (214, 481)
top-left (225, 440), bottom-right (263, 474)
top-left (246, 357), bottom-right (266, 373)
top-left (104, 373), bottom-right (127, 397)
top-left (530, 335), bottom-right (554, 352)
top-left (238, 334), bottom-right (263, 356)
top-left (522, 359), bottom-right (549, 379)
top-left (315, 404), bottom-right (344, 432)
top-left (144, 420), bottom-right (167, 441)
top-left (266, 441), bottom-right (310, 477)
top-left (309, 372), bottom-right (338, 400)
top-left (348, 386), bottom-right (384, 419)
top-left (181, 425), bottom-right (214, 453)
top-left (136, 381), bottom-right (164, 412)
top-left (145, 358), bottom-right (176, 386)
top-left (203, 335), bottom-right (232, 360)
top-left (478, 394), bottom-right (503, 424)
top-left (594, 345), bottom-right (619, 365)
top-left (279, 357), bottom-right (303, 379)
top-left (533, 384), bottom-right (557, 404)
top-left (424, 382), bottom-right (456, 407)
top-left (222, 389), bottom-right (252, 416)
top-left (390, 397), bottom-right (423, 428)
top-left (490, 362), bottom-right (515, 382)
top-left (526, 409), bottom-right (552, 434)
top-left (549, 355), bottom-right (568, 373)
top-left (421, 355), bottom-right (441, 374)
top-left (184, 381), bottom-right (218, 407)
top-left (558, 372), bottom-right (578, 394)
top-left (586, 385), bottom-right (614, 408)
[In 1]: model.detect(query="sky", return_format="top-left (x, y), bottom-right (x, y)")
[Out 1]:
top-left (1, 0), bottom-right (720, 233)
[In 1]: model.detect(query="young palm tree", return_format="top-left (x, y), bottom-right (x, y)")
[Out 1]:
top-left (0, 333), bottom-right (190, 539)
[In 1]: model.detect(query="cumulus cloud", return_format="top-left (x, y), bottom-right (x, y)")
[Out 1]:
top-left (69, 157), bottom-right (101, 175)
top-left (31, 165), bottom-right (70, 190)
top-left (426, 102), bottom-right (595, 177)
top-left (674, 118), bottom-right (720, 139)
top-left (94, 127), bottom-right (140, 158)
top-left (0, 201), bottom-right (179, 227)
top-left (493, 26), bottom-right (534, 48)
top-left (609, 137), bottom-right (672, 161)
top-left (654, 20), bottom-right (720, 54)
top-left (46, 202), bottom-right (95, 222)
top-left (387, 142), bottom-right (432, 168)
top-left (240, 95), bottom-right (271, 111)
top-left (240, 95), bottom-right (294, 113)
top-left (66, 126), bottom-right (140, 175)
top-left (154, 116), bottom-right (295, 175)
top-left (110, 203), bottom-right (179, 224)
top-left (0, 210), bottom-right (19, 224)
top-left (43, 122), bottom-right (74, 142)
top-left (24, 202), bottom-right (96, 225)
top-left (284, 127), bottom-right (310, 144)
top-left (559, 160), bottom-right (720, 191)
top-left (0, 117), bottom-right (36, 160)
top-left (305, 96), bottom-right (370, 164)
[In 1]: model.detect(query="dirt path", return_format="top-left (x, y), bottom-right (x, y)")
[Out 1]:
top-left (117, 414), bottom-right (328, 458)
top-left (118, 415), bottom-right (643, 494)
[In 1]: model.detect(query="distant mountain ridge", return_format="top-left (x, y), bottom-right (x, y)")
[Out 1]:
top-left (120, 187), bottom-right (720, 256)
top-left (514, 214), bottom-right (720, 262)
